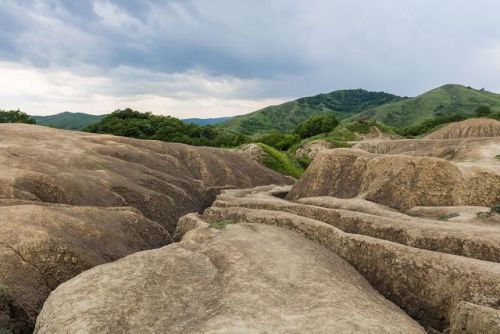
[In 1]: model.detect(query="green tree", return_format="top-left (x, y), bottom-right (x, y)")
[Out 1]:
top-left (0, 109), bottom-right (36, 124)
top-left (475, 104), bottom-right (492, 117)
top-left (255, 132), bottom-right (299, 150)
top-left (295, 114), bottom-right (339, 139)
top-left (84, 108), bottom-right (248, 148)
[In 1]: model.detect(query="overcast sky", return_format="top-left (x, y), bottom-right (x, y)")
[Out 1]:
top-left (1, 0), bottom-right (500, 117)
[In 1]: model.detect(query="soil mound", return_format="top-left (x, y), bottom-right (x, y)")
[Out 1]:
top-left (425, 118), bottom-right (500, 139)
top-left (287, 148), bottom-right (499, 210)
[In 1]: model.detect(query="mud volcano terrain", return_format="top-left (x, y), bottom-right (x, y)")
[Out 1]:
top-left (0, 124), bottom-right (291, 333)
top-left (34, 119), bottom-right (500, 334)
top-left (2, 119), bottom-right (500, 334)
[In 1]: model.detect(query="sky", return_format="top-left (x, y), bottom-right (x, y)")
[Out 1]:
top-left (1, 0), bottom-right (500, 117)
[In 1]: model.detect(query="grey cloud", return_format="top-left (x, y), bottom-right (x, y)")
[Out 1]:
top-left (0, 0), bottom-right (500, 108)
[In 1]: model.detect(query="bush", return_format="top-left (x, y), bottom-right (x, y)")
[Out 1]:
top-left (295, 114), bottom-right (339, 139)
top-left (475, 104), bottom-right (492, 117)
top-left (257, 143), bottom-right (303, 178)
top-left (345, 119), bottom-right (371, 134)
top-left (85, 108), bottom-right (248, 148)
top-left (0, 110), bottom-right (36, 124)
top-left (254, 132), bottom-right (299, 150)
top-left (397, 114), bottom-right (467, 137)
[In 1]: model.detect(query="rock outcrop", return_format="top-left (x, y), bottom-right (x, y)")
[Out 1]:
top-left (425, 118), bottom-right (500, 139)
top-left (287, 148), bottom-right (499, 210)
top-left (35, 219), bottom-right (424, 334)
top-left (0, 124), bottom-right (291, 333)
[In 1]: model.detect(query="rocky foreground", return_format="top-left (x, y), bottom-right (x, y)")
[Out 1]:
top-left (1, 120), bottom-right (500, 333)
top-left (35, 182), bottom-right (500, 333)
top-left (0, 124), bottom-right (291, 333)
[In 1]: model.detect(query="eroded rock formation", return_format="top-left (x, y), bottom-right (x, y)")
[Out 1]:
top-left (35, 217), bottom-right (424, 334)
top-left (287, 148), bottom-right (499, 210)
top-left (0, 124), bottom-right (291, 333)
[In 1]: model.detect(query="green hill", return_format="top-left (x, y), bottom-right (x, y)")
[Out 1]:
top-left (219, 89), bottom-right (402, 135)
top-left (350, 84), bottom-right (500, 128)
top-left (33, 112), bottom-right (106, 130)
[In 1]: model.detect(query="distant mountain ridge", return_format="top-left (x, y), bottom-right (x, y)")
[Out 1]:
top-left (219, 89), bottom-right (403, 135)
top-left (182, 116), bottom-right (232, 125)
top-left (33, 112), bottom-right (106, 130)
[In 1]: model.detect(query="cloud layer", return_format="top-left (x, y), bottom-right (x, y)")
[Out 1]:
top-left (1, 0), bottom-right (500, 116)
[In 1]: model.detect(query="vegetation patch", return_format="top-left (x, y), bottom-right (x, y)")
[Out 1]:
top-left (254, 132), bottom-right (299, 151)
top-left (257, 144), bottom-right (304, 178)
top-left (495, 155), bottom-right (500, 160)
top-left (437, 213), bottom-right (460, 221)
top-left (0, 110), bottom-right (36, 125)
top-left (85, 109), bottom-right (248, 148)
top-left (209, 220), bottom-right (235, 230)
top-left (295, 114), bottom-right (339, 139)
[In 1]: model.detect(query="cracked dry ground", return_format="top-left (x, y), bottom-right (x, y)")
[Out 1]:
top-left (35, 182), bottom-right (500, 333)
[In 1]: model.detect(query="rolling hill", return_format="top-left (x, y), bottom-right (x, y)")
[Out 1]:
top-left (33, 112), bottom-right (106, 130)
top-left (219, 89), bottom-right (402, 135)
top-left (349, 84), bottom-right (500, 128)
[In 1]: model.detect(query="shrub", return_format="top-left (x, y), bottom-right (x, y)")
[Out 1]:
top-left (397, 114), bottom-right (467, 137)
top-left (257, 144), bottom-right (303, 178)
top-left (475, 104), bottom-right (492, 117)
top-left (0, 110), bottom-right (36, 124)
top-left (255, 132), bottom-right (299, 151)
top-left (295, 114), bottom-right (339, 139)
top-left (209, 220), bottom-right (235, 230)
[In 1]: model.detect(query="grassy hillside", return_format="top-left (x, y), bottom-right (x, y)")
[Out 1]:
top-left (219, 89), bottom-right (402, 135)
top-left (256, 143), bottom-right (304, 178)
top-left (350, 84), bottom-right (500, 128)
top-left (182, 116), bottom-right (232, 125)
top-left (33, 112), bottom-right (106, 130)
